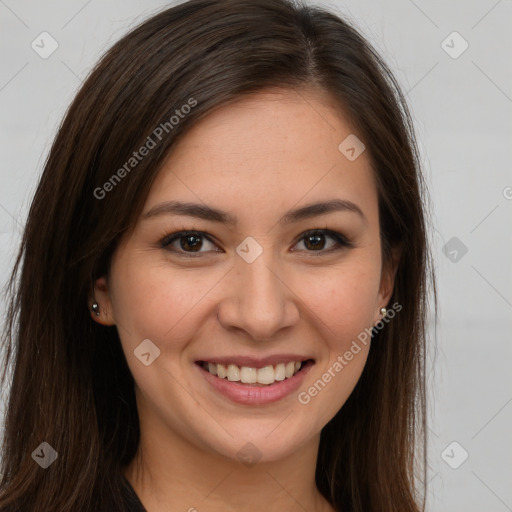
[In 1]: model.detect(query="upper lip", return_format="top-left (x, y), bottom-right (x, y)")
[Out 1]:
top-left (196, 354), bottom-right (314, 368)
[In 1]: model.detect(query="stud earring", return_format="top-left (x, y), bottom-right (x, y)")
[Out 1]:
top-left (91, 302), bottom-right (100, 317)
top-left (380, 307), bottom-right (387, 317)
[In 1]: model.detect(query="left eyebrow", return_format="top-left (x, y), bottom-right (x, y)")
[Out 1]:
top-left (280, 198), bottom-right (368, 226)
top-left (142, 198), bottom-right (367, 226)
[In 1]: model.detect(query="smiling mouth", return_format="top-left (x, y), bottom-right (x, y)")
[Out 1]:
top-left (196, 359), bottom-right (315, 386)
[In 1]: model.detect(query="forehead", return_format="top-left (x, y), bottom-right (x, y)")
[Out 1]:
top-left (143, 88), bottom-right (378, 225)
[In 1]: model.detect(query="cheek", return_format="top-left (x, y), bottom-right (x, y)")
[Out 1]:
top-left (109, 263), bottom-right (212, 410)
top-left (295, 266), bottom-right (377, 425)
top-left (110, 256), bottom-right (222, 355)
top-left (296, 258), bottom-right (381, 340)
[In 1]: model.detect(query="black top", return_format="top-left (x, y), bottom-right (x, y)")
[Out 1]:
top-left (120, 474), bottom-right (147, 512)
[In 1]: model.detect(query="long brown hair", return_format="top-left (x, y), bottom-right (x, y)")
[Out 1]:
top-left (0, 0), bottom-right (436, 510)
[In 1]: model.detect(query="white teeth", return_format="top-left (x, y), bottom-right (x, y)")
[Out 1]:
top-left (285, 361), bottom-right (295, 378)
top-left (203, 360), bottom-right (305, 385)
top-left (257, 365), bottom-right (275, 385)
top-left (217, 364), bottom-right (227, 379)
top-left (240, 366), bottom-right (257, 384)
top-left (274, 363), bottom-right (286, 381)
top-left (227, 364), bottom-right (240, 381)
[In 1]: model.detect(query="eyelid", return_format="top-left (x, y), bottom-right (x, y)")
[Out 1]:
top-left (160, 228), bottom-right (353, 256)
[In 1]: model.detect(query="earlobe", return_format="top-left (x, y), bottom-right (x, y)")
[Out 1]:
top-left (89, 276), bottom-right (116, 326)
top-left (91, 302), bottom-right (100, 317)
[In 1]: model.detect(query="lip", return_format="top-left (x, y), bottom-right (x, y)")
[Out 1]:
top-left (194, 359), bottom-right (315, 406)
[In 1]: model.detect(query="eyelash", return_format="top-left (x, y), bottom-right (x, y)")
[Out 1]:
top-left (159, 228), bottom-right (353, 258)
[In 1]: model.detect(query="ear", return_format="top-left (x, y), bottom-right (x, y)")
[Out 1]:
top-left (89, 276), bottom-right (116, 326)
top-left (375, 243), bottom-right (402, 324)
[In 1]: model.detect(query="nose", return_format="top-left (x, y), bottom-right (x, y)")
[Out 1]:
top-left (216, 250), bottom-right (300, 341)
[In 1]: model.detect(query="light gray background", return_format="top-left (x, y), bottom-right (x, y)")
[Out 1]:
top-left (1, 1), bottom-right (511, 510)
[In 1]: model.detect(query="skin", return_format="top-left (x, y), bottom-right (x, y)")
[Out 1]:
top-left (92, 87), bottom-right (400, 512)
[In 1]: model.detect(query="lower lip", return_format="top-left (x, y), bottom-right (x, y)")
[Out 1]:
top-left (195, 360), bottom-right (314, 406)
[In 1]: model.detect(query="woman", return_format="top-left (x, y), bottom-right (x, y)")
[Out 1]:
top-left (0, 0), bottom-right (436, 510)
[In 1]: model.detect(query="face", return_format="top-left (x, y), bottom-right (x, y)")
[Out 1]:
top-left (93, 88), bottom-right (398, 463)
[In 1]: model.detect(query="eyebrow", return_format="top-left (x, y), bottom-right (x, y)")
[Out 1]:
top-left (142, 198), bottom-right (367, 225)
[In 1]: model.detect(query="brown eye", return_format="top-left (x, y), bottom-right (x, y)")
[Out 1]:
top-left (294, 229), bottom-right (352, 253)
top-left (161, 231), bottom-right (220, 256)
top-left (303, 232), bottom-right (326, 250)
top-left (177, 233), bottom-right (203, 252)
